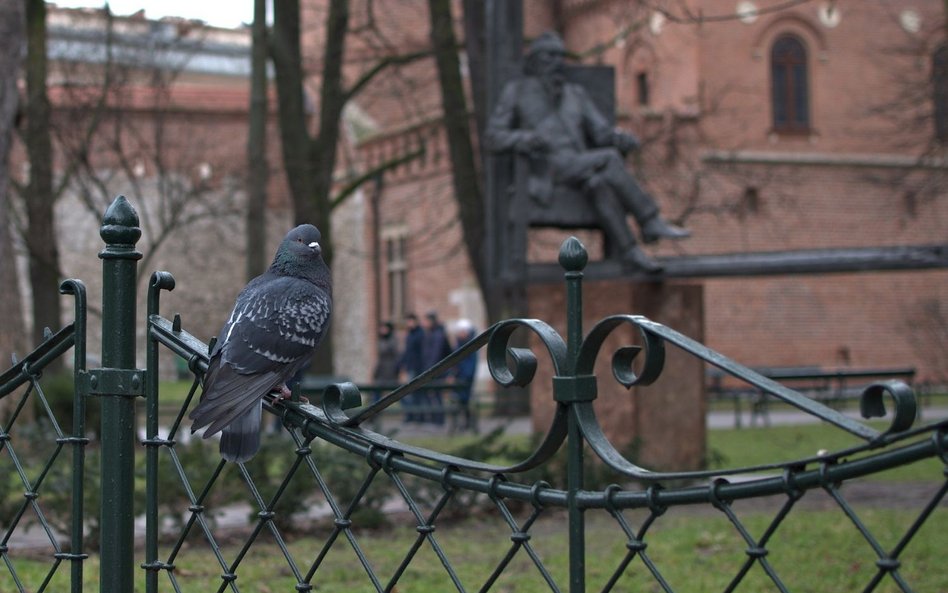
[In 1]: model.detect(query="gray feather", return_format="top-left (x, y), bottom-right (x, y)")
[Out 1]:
top-left (220, 404), bottom-right (262, 463)
top-left (189, 224), bottom-right (332, 462)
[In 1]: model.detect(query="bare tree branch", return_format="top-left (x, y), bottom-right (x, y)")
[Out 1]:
top-left (331, 144), bottom-right (426, 210)
top-left (342, 48), bottom-right (435, 105)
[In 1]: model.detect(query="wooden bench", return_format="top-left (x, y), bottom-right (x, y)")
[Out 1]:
top-left (706, 366), bottom-right (917, 428)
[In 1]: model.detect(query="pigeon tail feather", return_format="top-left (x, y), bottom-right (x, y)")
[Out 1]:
top-left (220, 404), bottom-right (262, 463)
top-left (189, 366), bottom-right (280, 435)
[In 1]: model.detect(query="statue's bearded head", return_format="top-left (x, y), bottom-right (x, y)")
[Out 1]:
top-left (524, 31), bottom-right (566, 78)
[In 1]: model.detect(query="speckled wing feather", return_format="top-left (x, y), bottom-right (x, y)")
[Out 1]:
top-left (189, 274), bottom-right (332, 437)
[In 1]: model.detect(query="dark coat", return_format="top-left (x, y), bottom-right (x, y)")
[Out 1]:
top-left (421, 323), bottom-right (453, 372)
top-left (398, 326), bottom-right (425, 377)
top-left (373, 333), bottom-right (400, 382)
top-left (452, 333), bottom-right (478, 384)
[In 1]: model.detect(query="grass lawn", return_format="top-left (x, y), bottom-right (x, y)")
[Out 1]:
top-left (707, 421), bottom-right (946, 482)
top-left (156, 379), bottom-right (199, 407)
top-left (4, 506), bottom-right (945, 592)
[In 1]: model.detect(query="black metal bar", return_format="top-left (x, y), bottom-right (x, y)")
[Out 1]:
top-left (60, 280), bottom-right (88, 593)
top-left (0, 325), bottom-right (75, 399)
top-left (144, 272), bottom-right (174, 593)
top-left (561, 238), bottom-right (587, 593)
top-left (526, 244), bottom-right (948, 282)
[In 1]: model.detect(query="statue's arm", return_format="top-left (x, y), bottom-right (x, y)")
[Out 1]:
top-left (576, 85), bottom-right (615, 147)
top-left (486, 81), bottom-right (539, 153)
top-left (576, 86), bottom-right (640, 152)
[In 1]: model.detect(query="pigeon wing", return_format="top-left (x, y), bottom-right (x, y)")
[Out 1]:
top-left (223, 276), bottom-right (332, 375)
top-left (189, 275), bottom-right (332, 435)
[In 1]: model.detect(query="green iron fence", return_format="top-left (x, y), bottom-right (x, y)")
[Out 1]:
top-left (0, 195), bottom-right (945, 593)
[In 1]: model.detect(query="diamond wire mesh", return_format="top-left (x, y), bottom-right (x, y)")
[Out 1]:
top-left (145, 311), bottom-right (948, 593)
top-left (592, 467), bottom-right (948, 593)
top-left (0, 325), bottom-right (87, 593)
top-left (145, 395), bottom-right (571, 592)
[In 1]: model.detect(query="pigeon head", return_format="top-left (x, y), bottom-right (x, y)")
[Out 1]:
top-left (269, 224), bottom-right (328, 279)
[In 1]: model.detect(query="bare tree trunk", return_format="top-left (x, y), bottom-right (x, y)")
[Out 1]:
top-left (24, 0), bottom-right (62, 350)
top-left (309, 0), bottom-right (349, 261)
top-left (271, 0), bottom-right (317, 226)
top-left (428, 0), bottom-right (490, 311)
top-left (0, 0), bottom-right (27, 412)
top-left (246, 0), bottom-right (269, 281)
top-left (271, 0), bottom-right (348, 375)
top-left (300, 0), bottom-right (352, 377)
top-left (270, 1), bottom-right (431, 374)
top-left (462, 0), bottom-right (487, 144)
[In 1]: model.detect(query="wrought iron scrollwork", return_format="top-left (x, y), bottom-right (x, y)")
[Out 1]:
top-left (140, 233), bottom-right (930, 486)
top-left (320, 318), bottom-right (573, 474)
top-left (575, 315), bottom-right (665, 387)
top-left (860, 380), bottom-right (917, 436)
top-left (544, 237), bottom-right (925, 481)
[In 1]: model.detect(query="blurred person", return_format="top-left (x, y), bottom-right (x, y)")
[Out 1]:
top-left (450, 319), bottom-right (478, 433)
top-left (397, 313), bottom-right (424, 422)
top-left (372, 321), bottom-right (400, 404)
top-left (420, 310), bottom-right (452, 425)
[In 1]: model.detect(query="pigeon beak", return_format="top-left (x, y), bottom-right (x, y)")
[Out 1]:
top-left (309, 241), bottom-right (321, 255)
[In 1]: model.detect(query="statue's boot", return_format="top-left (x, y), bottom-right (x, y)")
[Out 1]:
top-left (591, 155), bottom-right (689, 245)
top-left (621, 246), bottom-right (663, 273)
top-left (641, 216), bottom-right (691, 244)
top-left (588, 184), bottom-right (663, 273)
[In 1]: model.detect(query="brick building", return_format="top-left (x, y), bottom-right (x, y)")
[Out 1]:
top-left (351, 0), bottom-right (947, 385)
top-left (19, 2), bottom-right (945, 391)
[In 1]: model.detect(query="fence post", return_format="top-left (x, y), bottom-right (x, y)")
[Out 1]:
top-left (560, 238), bottom-right (588, 593)
top-left (97, 196), bottom-right (142, 593)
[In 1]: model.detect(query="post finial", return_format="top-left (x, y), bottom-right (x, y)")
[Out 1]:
top-left (100, 195), bottom-right (141, 246)
top-left (558, 236), bottom-right (588, 272)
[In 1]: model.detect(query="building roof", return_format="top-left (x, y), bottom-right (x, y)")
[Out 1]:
top-left (47, 5), bottom-right (255, 79)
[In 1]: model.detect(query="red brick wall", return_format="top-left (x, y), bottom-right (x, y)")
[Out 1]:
top-left (353, 0), bottom-right (948, 385)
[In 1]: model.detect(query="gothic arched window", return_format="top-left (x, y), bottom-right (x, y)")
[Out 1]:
top-left (771, 34), bottom-right (810, 133)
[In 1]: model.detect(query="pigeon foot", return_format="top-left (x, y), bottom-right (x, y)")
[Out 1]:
top-left (274, 384), bottom-right (309, 404)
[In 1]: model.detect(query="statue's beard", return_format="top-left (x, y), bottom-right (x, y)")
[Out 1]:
top-left (538, 69), bottom-right (564, 105)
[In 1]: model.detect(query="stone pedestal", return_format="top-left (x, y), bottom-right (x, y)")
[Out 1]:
top-left (527, 280), bottom-right (706, 472)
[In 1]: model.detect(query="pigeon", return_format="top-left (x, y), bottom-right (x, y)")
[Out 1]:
top-left (189, 224), bottom-right (332, 462)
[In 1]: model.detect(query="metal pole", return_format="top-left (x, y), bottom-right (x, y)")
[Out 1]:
top-left (61, 280), bottom-right (88, 593)
top-left (484, 0), bottom-right (522, 293)
top-left (143, 271), bottom-right (176, 593)
top-left (98, 195), bottom-right (142, 593)
top-left (560, 237), bottom-right (588, 593)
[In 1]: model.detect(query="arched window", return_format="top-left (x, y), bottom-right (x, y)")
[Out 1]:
top-left (933, 45), bottom-right (948, 142)
top-left (771, 35), bottom-right (810, 133)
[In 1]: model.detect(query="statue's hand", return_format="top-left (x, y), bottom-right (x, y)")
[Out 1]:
top-left (613, 130), bottom-right (640, 153)
top-left (515, 132), bottom-right (550, 155)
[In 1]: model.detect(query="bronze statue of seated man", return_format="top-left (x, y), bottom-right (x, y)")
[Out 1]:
top-left (486, 31), bottom-right (689, 272)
